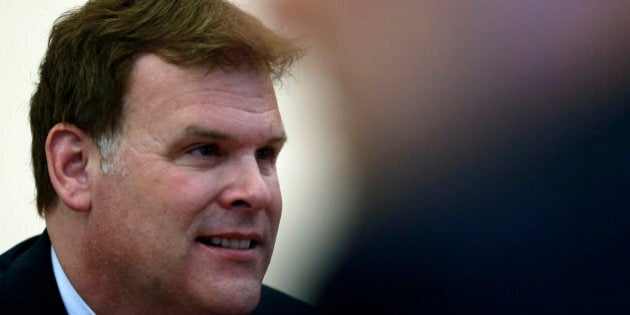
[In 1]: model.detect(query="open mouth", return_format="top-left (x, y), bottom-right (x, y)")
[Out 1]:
top-left (196, 237), bottom-right (256, 250)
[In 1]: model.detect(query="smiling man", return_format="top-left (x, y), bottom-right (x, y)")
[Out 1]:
top-left (0, 1), bottom-right (311, 314)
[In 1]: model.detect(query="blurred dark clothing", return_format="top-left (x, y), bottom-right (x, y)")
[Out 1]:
top-left (318, 92), bottom-right (629, 314)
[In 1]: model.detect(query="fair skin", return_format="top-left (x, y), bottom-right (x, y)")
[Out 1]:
top-left (45, 54), bottom-right (285, 314)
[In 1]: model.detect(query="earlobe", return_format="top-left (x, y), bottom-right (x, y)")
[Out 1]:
top-left (46, 123), bottom-right (93, 212)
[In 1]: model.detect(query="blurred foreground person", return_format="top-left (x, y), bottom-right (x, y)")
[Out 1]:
top-left (274, 1), bottom-right (629, 313)
top-left (0, 1), bottom-right (315, 314)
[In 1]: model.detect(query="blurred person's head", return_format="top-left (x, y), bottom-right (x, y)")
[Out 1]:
top-left (32, 0), bottom-right (301, 313)
top-left (273, 2), bottom-right (629, 313)
top-left (273, 0), bottom-right (628, 191)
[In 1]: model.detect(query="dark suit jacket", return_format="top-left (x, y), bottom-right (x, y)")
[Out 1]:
top-left (0, 231), bottom-right (314, 314)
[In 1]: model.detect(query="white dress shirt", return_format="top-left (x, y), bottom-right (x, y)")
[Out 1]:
top-left (51, 246), bottom-right (96, 315)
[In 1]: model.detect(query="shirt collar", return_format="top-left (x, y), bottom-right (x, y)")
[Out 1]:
top-left (51, 245), bottom-right (96, 315)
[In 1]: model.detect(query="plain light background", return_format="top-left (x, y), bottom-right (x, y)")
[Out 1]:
top-left (0, 0), bottom-right (356, 304)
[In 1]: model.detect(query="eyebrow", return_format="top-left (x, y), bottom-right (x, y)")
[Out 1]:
top-left (183, 126), bottom-right (288, 144)
top-left (184, 126), bottom-right (229, 140)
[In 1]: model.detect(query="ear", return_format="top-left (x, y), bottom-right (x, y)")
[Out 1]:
top-left (46, 123), bottom-right (94, 212)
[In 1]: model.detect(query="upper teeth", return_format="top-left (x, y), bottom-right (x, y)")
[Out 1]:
top-left (210, 237), bottom-right (252, 250)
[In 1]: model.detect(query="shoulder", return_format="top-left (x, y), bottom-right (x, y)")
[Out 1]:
top-left (0, 231), bottom-right (66, 314)
top-left (1, 234), bottom-right (44, 312)
top-left (252, 285), bottom-right (317, 315)
top-left (0, 234), bottom-right (41, 274)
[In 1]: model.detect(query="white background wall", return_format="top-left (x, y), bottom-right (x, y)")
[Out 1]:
top-left (0, 0), bottom-right (355, 304)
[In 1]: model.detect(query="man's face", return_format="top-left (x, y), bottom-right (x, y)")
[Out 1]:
top-left (83, 54), bottom-right (285, 313)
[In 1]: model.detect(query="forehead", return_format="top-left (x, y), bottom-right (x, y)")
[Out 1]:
top-left (117, 54), bottom-right (283, 144)
top-left (123, 54), bottom-right (277, 115)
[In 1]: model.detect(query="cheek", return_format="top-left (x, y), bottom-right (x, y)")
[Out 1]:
top-left (95, 172), bottom-right (207, 259)
top-left (136, 166), bottom-right (220, 214)
top-left (91, 169), bottom-right (216, 254)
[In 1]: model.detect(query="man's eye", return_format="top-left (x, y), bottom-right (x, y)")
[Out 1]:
top-left (255, 147), bottom-right (276, 161)
top-left (191, 144), bottom-right (221, 157)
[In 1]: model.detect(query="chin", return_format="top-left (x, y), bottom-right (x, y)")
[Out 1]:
top-left (222, 301), bottom-right (260, 315)
top-left (189, 279), bottom-right (262, 315)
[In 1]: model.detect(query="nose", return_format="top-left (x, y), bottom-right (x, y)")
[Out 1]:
top-left (218, 157), bottom-right (273, 211)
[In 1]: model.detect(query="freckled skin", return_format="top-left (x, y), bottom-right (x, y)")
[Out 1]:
top-left (78, 54), bottom-right (285, 314)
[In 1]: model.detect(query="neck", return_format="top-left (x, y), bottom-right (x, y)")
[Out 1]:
top-left (45, 206), bottom-right (116, 313)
